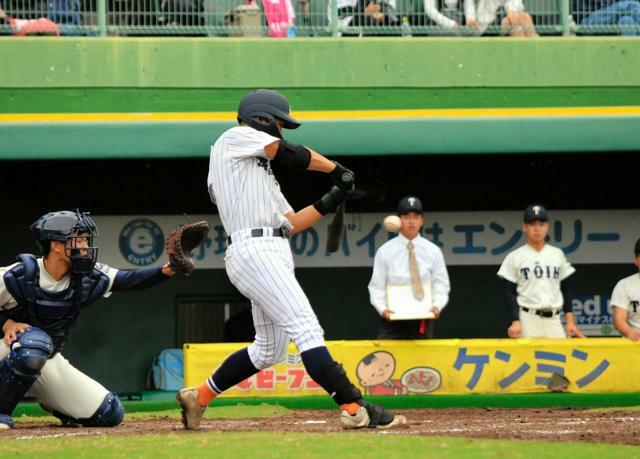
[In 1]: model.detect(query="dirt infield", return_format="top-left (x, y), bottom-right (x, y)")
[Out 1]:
top-left (3, 408), bottom-right (640, 444)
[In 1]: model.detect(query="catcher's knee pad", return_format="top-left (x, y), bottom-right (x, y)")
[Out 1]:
top-left (9, 328), bottom-right (54, 378)
top-left (81, 392), bottom-right (125, 427)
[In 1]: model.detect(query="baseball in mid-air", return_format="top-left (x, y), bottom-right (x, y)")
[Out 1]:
top-left (383, 215), bottom-right (402, 232)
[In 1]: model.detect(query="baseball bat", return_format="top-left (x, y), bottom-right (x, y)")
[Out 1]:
top-left (326, 202), bottom-right (345, 253)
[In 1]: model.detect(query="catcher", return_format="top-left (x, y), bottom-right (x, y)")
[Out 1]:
top-left (0, 210), bottom-right (208, 429)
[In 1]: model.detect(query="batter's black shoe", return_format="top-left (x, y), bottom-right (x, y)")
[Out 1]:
top-left (340, 401), bottom-right (407, 429)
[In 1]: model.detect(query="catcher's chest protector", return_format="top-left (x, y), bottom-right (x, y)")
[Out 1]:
top-left (3, 254), bottom-right (110, 352)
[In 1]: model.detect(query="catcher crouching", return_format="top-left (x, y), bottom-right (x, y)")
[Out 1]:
top-left (0, 211), bottom-right (209, 429)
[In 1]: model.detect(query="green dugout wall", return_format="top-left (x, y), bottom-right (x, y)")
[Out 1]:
top-left (1, 36), bottom-right (640, 158)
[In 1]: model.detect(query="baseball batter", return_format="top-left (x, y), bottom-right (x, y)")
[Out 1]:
top-left (497, 204), bottom-right (585, 339)
top-left (611, 238), bottom-right (640, 341)
top-left (177, 89), bottom-right (405, 430)
top-left (0, 210), bottom-right (177, 429)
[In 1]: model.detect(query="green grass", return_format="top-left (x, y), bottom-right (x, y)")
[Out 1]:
top-left (0, 432), bottom-right (637, 459)
top-left (3, 404), bottom-right (638, 458)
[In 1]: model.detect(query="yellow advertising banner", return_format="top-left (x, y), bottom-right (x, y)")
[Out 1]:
top-left (184, 338), bottom-right (640, 397)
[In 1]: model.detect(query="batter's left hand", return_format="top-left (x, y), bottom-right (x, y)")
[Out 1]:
top-left (430, 306), bottom-right (441, 319)
top-left (329, 161), bottom-right (355, 191)
top-left (565, 323), bottom-right (586, 338)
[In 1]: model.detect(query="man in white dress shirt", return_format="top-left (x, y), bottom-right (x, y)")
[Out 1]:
top-left (368, 196), bottom-right (450, 339)
top-left (611, 238), bottom-right (640, 341)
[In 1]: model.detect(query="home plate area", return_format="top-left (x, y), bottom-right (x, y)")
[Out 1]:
top-left (2, 408), bottom-right (640, 444)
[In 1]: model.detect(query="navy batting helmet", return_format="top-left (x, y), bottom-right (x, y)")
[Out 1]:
top-left (30, 210), bottom-right (99, 274)
top-left (237, 89), bottom-right (300, 138)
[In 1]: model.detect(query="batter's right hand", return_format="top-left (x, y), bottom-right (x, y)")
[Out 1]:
top-left (313, 186), bottom-right (348, 215)
top-left (2, 320), bottom-right (32, 347)
top-left (507, 320), bottom-right (522, 338)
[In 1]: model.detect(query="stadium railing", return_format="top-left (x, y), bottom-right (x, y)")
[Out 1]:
top-left (0, 0), bottom-right (636, 37)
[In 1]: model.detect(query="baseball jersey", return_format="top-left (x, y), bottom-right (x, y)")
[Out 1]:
top-left (207, 126), bottom-right (294, 235)
top-left (497, 243), bottom-right (575, 310)
top-left (368, 233), bottom-right (450, 315)
top-left (0, 259), bottom-right (118, 312)
top-left (610, 273), bottom-right (640, 328)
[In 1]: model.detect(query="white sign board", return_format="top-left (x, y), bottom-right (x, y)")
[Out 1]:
top-left (94, 210), bottom-right (640, 269)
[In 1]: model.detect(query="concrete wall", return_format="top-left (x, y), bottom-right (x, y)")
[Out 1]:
top-left (1, 37), bottom-right (639, 158)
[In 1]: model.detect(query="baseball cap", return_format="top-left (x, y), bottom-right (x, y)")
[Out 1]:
top-left (397, 196), bottom-right (423, 215)
top-left (523, 204), bottom-right (548, 223)
top-left (635, 238), bottom-right (640, 256)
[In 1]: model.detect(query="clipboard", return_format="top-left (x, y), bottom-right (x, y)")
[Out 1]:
top-left (385, 284), bottom-right (434, 320)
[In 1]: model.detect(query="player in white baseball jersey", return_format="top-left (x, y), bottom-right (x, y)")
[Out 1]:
top-left (497, 204), bottom-right (585, 339)
top-left (0, 210), bottom-right (177, 430)
top-left (176, 89), bottom-right (406, 430)
top-left (611, 238), bottom-right (640, 341)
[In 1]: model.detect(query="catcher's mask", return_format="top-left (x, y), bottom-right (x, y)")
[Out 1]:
top-left (237, 89), bottom-right (300, 139)
top-left (30, 210), bottom-right (99, 274)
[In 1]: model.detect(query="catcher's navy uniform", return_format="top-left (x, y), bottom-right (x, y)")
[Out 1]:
top-left (0, 210), bottom-right (172, 429)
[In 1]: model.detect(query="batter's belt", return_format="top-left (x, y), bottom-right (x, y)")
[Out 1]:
top-left (227, 227), bottom-right (289, 245)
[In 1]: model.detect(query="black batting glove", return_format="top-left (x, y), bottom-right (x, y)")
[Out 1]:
top-left (330, 161), bottom-right (355, 191)
top-left (313, 186), bottom-right (348, 215)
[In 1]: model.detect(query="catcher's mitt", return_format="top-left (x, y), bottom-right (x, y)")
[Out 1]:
top-left (165, 221), bottom-right (210, 275)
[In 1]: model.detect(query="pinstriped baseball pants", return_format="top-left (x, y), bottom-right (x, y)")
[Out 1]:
top-left (224, 234), bottom-right (326, 369)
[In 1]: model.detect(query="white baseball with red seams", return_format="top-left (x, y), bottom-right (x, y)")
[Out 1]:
top-left (383, 215), bottom-right (402, 233)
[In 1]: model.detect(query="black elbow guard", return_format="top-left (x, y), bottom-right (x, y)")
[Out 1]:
top-left (274, 139), bottom-right (312, 170)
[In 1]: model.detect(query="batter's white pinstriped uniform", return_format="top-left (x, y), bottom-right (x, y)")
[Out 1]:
top-left (207, 126), bottom-right (325, 371)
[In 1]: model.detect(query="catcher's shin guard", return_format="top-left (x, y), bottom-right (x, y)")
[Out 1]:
top-left (44, 392), bottom-right (125, 428)
top-left (0, 413), bottom-right (13, 428)
top-left (0, 328), bottom-right (53, 419)
top-left (81, 392), bottom-right (124, 427)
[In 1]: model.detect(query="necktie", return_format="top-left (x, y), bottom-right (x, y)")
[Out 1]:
top-left (407, 241), bottom-right (424, 300)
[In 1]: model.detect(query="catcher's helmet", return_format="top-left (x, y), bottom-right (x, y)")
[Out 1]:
top-left (237, 89), bottom-right (300, 138)
top-left (30, 210), bottom-right (99, 274)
